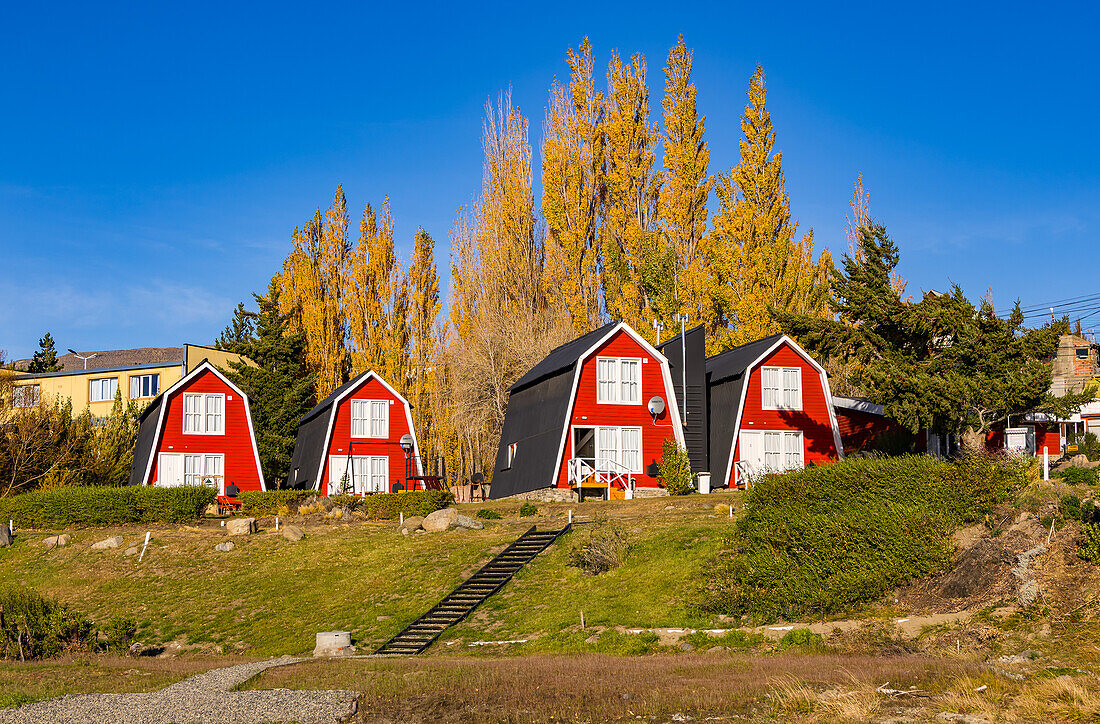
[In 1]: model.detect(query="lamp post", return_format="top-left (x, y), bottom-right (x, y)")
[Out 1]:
top-left (652, 320), bottom-right (664, 346)
top-left (67, 349), bottom-right (98, 370)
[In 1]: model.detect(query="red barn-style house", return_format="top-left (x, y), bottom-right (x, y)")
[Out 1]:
top-left (489, 322), bottom-right (686, 501)
top-left (706, 334), bottom-right (843, 488)
top-left (286, 370), bottom-right (423, 495)
top-left (128, 360), bottom-right (265, 493)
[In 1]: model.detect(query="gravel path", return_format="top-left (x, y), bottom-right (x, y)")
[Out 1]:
top-left (0, 657), bottom-right (359, 724)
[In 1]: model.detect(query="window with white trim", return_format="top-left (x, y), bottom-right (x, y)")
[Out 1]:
top-left (328, 455), bottom-right (388, 495)
top-left (13, 384), bottom-right (40, 408)
top-left (762, 431), bottom-right (803, 472)
top-left (507, 443), bottom-right (518, 468)
top-left (351, 399), bottom-right (388, 438)
top-left (761, 366), bottom-right (802, 410)
top-left (595, 426), bottom-right (644, 474)
top-left (183, 393), bottom-right (224, 434)
top-left (89, 377), bottom-right (118, 403)
top-left (182, 454), bottom-right (223, 491)
top-left (596, 357), bottom-right (642, 404)
top-left (129, 373), bottom-right (160, 399)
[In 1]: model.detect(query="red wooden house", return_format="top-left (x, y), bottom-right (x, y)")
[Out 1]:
top-left (706, 334), bottom-right (843, 488)
top-left (833, 396), bottom-right (923, 455)
top-left (286, 370), bottom-right (423, 495)
top-left (128, 360), bottom-right (265, 493)
top-left (490, 322), bottom-right (686, 501)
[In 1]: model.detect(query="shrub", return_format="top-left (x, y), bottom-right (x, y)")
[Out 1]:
top-left (1059, 467), bottom-right (1099, 487)
top-left (778, 628), bottom-right (826, 652)
top-left (476, 509), bottom-right (503, 520)
top-left (519, 502), bottom-right (538, 517)
top-left (1061, 495), bottom-right (1099, 524)
top-left (102, 615), bottom-right (137, 653)
top-left (695, 453), bottom-right (1027, 623)
top-left (568, 522), bottom-right (632, 575)
top-left (0, 485), bottom-right (216, 529)
top-left (681, 629), bottom-right (765, 651)
top-left (330, 494), bottom-right (361, 510)
top-left (657, 438), bottom-right (692, 495)
top-left (359, 490), bottom-right (453, 520)
top-left (1079, 523), bottom-right (1100, 563)
top-left (0, 587), bottom-right (96, 660)
top-left (238, 490), bottom-right (313, 516)
top-left (595, 630), bottom-right (661, 655)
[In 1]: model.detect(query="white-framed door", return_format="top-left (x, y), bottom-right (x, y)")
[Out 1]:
top-left (157, 453), bottom-right (184, 487)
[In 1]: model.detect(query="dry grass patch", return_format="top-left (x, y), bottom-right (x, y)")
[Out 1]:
top-left (1012, 674), bottom-right (1100, 722)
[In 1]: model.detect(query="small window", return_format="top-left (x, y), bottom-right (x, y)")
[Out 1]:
top-left (183, 393), bottom-right (224, 434)
top-left (13, 384), bottom-right (40, 408)
top-left (130, 373), bottom-right (160, 399)
top-left (507, 443), bottom-right (518, 467)
top-left (761, 367), bottom-right (802, 410)
top-left (89, 377), bottom-right (118, 403)
top-left (1077, 348), bottom-right (1089, 360)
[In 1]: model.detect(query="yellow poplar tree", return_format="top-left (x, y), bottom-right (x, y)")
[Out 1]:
top-left (541, 37), bottom-right (605, 334)
top-left (407, 227), bottom-right (443, 461)
top-left (711, 64), bottom-right (831, 349)
top-left (658, 36), bottom-right (713, 336)
top-left (347, 198), bottom-right (409, 388)
top-left (279, 185), bottom-right (350, 399)
top-left (602, 50), bottom-right (662, 338)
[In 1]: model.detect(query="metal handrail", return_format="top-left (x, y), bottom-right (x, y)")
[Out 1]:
top-left (567, 457), bottom-right (636, 495)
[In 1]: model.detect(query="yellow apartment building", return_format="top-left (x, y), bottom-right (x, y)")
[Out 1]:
top-left (9, 344), bottom-right (250, 417)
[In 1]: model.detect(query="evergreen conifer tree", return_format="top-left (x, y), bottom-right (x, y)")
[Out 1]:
top-left (28, 332), bottom-right (63, 373)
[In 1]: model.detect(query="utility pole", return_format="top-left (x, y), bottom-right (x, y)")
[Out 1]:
top-left (652, 320), bottom-right (664, 346)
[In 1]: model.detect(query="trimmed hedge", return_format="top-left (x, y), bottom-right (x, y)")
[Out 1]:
top-left (361, 490), bottom-right (453, 519)
top-left (695, 453), bottom-right (1027, 623)
top-left (238, 490), bottom-right (314, 516)
top-left (0, 486), bottom-right (216, 529)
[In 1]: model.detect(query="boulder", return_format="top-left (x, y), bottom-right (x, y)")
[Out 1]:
top-left (92, 535), bottom-right (125, 550)
top-left (281, 525), bottom-right (305, 542)
top-left (0, 527), bottom-right (12, 547)
top-left (401, 516), bottom-right (424, 531)
top-left (124, 547), bottom-right (139, 557)
top-left (1070, 454), bottom-right (1091, 468)
top-left (422, 507), bottom-right (459, 532)
top-left (215, 541), bottom-right (236, 552)
top-left (226, 518), bottom-right (256, 536)
top-left (43, 535), bottom-right (71, 549)
top-left (319, 496), bottom-right (337, 512)
top-left (455, 514), bottom-right (484, 530)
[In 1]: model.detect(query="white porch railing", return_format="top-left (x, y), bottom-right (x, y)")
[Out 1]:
top-left (568, 457), bottom-right (636, 498)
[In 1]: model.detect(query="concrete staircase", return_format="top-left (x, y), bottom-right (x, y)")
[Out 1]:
top-left (373, 525), bottom-right (571, 655)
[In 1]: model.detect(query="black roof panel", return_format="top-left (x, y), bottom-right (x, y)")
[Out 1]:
top-left (508, 322), bottom-right (618, 392)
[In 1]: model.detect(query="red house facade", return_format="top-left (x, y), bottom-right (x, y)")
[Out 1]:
top-left (128, 360), bottom-right (265, 494)
top-left (490, 322), bottom-right (686, 500)
top-left (707, 334), bottom-right (843, 488)
top-left (286, 371), bottom-right (422, 495)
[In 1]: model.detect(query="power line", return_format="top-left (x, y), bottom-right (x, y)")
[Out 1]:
top-left (998, 292), bottom-right (1100, 317)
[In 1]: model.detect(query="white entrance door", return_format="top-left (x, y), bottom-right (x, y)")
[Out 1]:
top-left (738, 431), bottom-right (765, 483)
top-left (157, 453), bottom-right (184, 487)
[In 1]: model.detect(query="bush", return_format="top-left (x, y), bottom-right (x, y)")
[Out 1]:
top-left (519, 502), bottom-right (538, 517)
top-left (0, 587), bottom-right (96, 660)
top-left (330, 494), bottom-right (361, 510)
top-left (238, 490), bottom-right (313, 516)
top-left (657, 438), bottom-right (692, 495)
top-left (1079, 523), bottom-right (1100, 563)
top-left (102, 615), bottom-right (137, 653)
top-left (360, 490), bottom-right (453, 520)
top-left (695, 453), bottom-right (1027, 623)
top-left (1061, 494), bottom-right (1099, 524)
top-left (1059, 467), bottom-right (1099, 487)
top-left (476, 509), bottom-right (502, 520)
top-left (778, 628), bottom-right (826, 652)
top-left (568, 522), bottom-right (632, 575)
top-left (0, 485), bottom-right (216, 529)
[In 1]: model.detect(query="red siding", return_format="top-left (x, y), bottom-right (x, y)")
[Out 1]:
top-left (986, 424), bottom-right (1061, 456)
top-left (554, 329), bottom-right (678, 488)
top-left (836, 407), bottom-right (910, 455)
top-left (320, 375), bottom-right (420, 495)
top-left (150, 368), bottom-right (263, 492)
top-left (725, 343), bottom-right (839, 486)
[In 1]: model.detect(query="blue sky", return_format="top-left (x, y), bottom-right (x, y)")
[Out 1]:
top-left (3, 1), bottom-right (1098, 360)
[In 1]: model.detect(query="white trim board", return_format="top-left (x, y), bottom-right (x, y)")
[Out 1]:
top-left (721, 335), bottom-right (845, 487)
top-left (139, 360), bottom-right (267, 491)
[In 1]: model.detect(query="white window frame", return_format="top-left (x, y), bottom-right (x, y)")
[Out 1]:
top-left (595, 426), bottom-right (643, 474)
top-left (596, 357), bottom-right (642, 405)
top-left (761, 366), bottom-right (802, 411)
top-left (350, 399), bottom-right (388, 438)
top-left (13, 384), bottom-right (40, 408)
top-left (129, 373), bottom-right (160, 399)
top-left (182, 453), bottom-right (224, 492)
top-left (740, 430), bottom-right (804, 476)
top-left (89, 377), bottom-right (119, 403)
top-left (328, 454), bottom-right (388, 495)
top-left (182, 393), bottom-right (225, 435)
top-left (507, 443), bottom-right (518, 468)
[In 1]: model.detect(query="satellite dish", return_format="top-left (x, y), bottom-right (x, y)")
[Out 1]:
top-left (399, 434), bottom-right (415, 451)
top-left (648, 396), bottom-right (665, 416)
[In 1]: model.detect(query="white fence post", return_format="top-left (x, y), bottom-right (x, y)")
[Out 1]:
top-left (138, 531), bottom-right (151, 562)
top-left (1043, 447), bottom-right (1049, 481)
